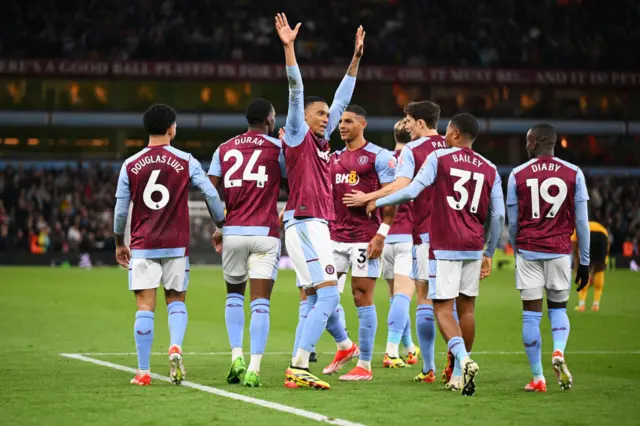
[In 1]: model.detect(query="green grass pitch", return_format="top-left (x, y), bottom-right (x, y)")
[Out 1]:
top-left (1, 267), bottom-right (639, 425)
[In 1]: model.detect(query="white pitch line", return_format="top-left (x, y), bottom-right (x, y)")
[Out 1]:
top-left (77, 350), bottom-right (640, 356)
top-left (60, 353), bottom-right (364, 426)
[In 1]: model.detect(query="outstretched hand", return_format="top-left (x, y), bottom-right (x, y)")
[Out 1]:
top-left (354, 25), bottom-right (366, 58)
top-left (275, 13), bottom-right (301, 46)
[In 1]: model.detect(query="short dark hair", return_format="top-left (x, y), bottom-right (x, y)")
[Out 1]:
top-left (345, 104), bottom-right (367, 118)
top-left (304, 96), bottom-right (328, 109)
top-left (530, 123), bottom-right (557, 145)
top-left (245, 98), bottom-right (274, 125)
top-left (393, 120), bottom-right (411, 144)
top-left (450, 113), bottom-right (480, 141)
top-left (403, 101), bottom-right (441, 129)
top-left (143, 104), bottom-right (177, 136)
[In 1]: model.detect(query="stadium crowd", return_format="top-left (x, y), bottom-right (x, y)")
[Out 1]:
top-left (2, 0), bottom-right (639, 70)
top-left (1, 164), bottom-right (639, 257)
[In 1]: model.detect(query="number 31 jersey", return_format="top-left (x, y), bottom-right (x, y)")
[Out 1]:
top-left (208, 131), bottom-right (286, 238)
top-left (117, 145), bottom-right (212, 255)
top-left (507, 156), bottom-right (588, 255)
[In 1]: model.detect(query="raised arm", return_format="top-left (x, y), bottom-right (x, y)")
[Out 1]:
top-left (275, 13), bottom-right (307, 148)
top-left (484, 172), bottom-right (505, 258)
top-left (506, 172), bottom-right (519, 253)
top-left (325, 26), bottom-right (365, 137)
top-left (344, 144), bottom-right (414, 207)
top-left (190, 156), bottom-right (225, 228)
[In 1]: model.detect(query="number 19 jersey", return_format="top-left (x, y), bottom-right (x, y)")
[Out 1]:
top-left (507, 156), bottom-right (588, 256)
top-left (208, 131), bottom-right (286, 238)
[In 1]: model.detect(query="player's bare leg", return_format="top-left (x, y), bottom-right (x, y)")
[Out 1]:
top-left (414, 280), bottom-right (436, 382)
top-left (165, 289), bottom-right (187, 385)
top-left (340, 277), bottom-right (376, 381)
top-left (385, 274), bottom-right (415, 369)
top-left (433, 299), bottom-right (478, 396)
top-left (323, 273), bottom-right (358, 375)
top-left (286, 281), bottom-right (336, 390)
top-left (547, 298), bottom-right (572, 390)
top-left (131, 289), bottom-right (157, 386)
top-left (242, 278), bottom-right (274, 387)
top-left (225, 281), bottom-right (247, 384)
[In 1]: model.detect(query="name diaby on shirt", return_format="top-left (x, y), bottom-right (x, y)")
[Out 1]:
top-left (130, 154), bottom-right (185, 175)
top-left (531, 163), bottom-right (562, 173)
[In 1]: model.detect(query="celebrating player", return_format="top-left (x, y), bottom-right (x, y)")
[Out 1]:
top-left (275, 13), bottom-right (364, 390)
top-left (113, 104), bottom-right (225, 386)
top-left (323, 105), bottom-right (396, 381)
top-left (207, 98), bottom-right (285, 387)
top-left (381, 119), bottom-right (419, 368)
top-left (344, 101), bottom-right (446, 382)
top-left (371, 113), bottom-right (505, 396)
top-left (573, 219), bottom-right (608, 312)
top-left (506, 123), bottom-right (590, 392)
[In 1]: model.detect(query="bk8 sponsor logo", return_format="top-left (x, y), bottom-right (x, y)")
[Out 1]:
top-left (335, 171), bottom-right (360, 186)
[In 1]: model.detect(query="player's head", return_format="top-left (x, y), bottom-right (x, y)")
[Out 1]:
top-left (526, 123), bottom-right (557, 159)
top-left (393, 118), bottom-right (411, 148)
top-left (143, 103), bottom-right (177, 140)
top-left (339, 105), bottom-right (367, 143)
top-left (304, 96), bottom-right (330, 138)
top-left (403, 101), bottom-right (441, 139)
top-left (246, 98), bottom-right (276, 135)
top-left (445, 113), bottom-right (479, 148)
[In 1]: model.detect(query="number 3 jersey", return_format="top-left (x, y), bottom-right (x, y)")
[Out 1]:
top-left (507, 156), bottom-right (588, 256)
top-left (115, 144), bottom-right (225, 257)
top-left (208, 131), bottom-right (286, 238)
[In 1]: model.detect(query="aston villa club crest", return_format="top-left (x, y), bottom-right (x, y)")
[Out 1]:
top-left (358, 156), bottom-right (368, 165)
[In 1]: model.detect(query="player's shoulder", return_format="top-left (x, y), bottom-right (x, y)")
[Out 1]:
top-left (122, 147), bottom-right (151, 166)
top-left (473, 151), bottom-right (498, 171)
top-left (551, 157), bottom-right (581, 173)
top-left (511, 158), bottom-right (539, 177)
top-left (162, 145), bottom-right (193, 162)
top-left (434, 146), bottom-right (461, 159)
top-left (406, 137), bottom-right (428, 150)
top-left (363, 142), bottom-right (392, 159)
top-left (262, 135), bottom-right (283, 149)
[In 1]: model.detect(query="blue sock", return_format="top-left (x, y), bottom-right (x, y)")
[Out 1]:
top-left (250, 298), bottom-right (270, 355)
top-left (225, 293), bottom-right (245, 350)
top-left (548, 308), bottom-right (570, 354)
top-left (167, 301), bottom-right (188, 348)
top-left (299, 288), bottom-right (339, 353)
top-left (453, 358), bottom-right (462, 377)
top-left (401, 315), bottom-right (414, 349)
top-left (387, 294), bottom-right (410, 345)
top-left (452, 301), bottom-right (459, 323)
top-left (292, 300), bottom-right (309, 357)
top-left (357, 305), bottom-right (377, 362)
top-left (416, 304), bottom-right (436, 372)
top-left (448, 336), bottom-right (468, 364)
top-left (522, 311), bottom-right (543, 377)
top-left (134, 310), bottom-right (154, 371)
top-left (326, 303), bottom-right (349, 344)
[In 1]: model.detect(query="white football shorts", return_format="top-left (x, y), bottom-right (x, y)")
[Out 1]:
top-left (285, 220), bottom-right (338, 288)
top-left (332, 241), bottom-right (381, 279)
top-left (221, 235), bottom-right (281, 284)
top-left (428, 259), bottom-right (481, 300)
top-left (411, 243), bottom-right (430, 282)
top-left (382, 242), bottom-right (413, 280)
top-left (129, 256), bottom-right (189, 292)
top-left (516, 255), bottom-right (571, 302)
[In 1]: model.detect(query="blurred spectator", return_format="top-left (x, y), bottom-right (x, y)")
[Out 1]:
top-left (1, 0), bottom-right (639, 69)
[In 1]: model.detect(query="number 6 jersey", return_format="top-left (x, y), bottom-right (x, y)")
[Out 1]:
top-left (507, 156), bottom-right (589, 256)
top-left (115, 144), bottom-right (225, 257)
top-left (208, 131), bottom-right (286, 238)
